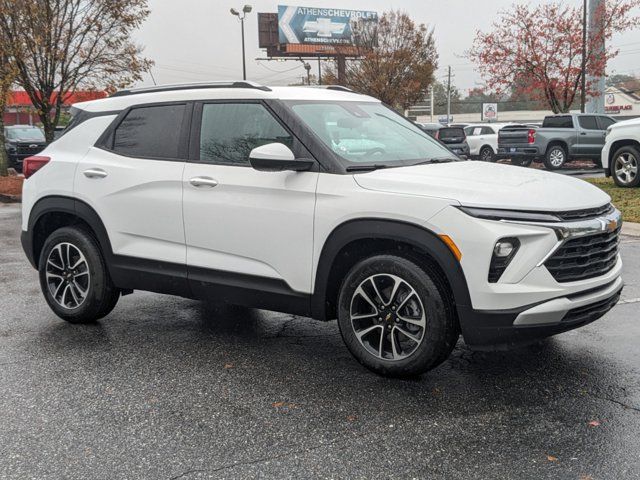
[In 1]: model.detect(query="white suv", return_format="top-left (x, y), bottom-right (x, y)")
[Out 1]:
top-left (20, 82), bottom-right (623, 377)
top-left (602, 117), bottom-right (640, 187)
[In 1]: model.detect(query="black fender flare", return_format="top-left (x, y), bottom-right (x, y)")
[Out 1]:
top-left (25, 195), bottom-right (114, 268)
top-left (311, 219), bottom-right (472, 320)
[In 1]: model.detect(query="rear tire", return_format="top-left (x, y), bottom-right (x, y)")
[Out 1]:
top-left (337, 255), bottom-right (459, 378)
top-left (38, 227), bottom-right (120, 323)
top-left (511, 157), bottom-right (533, 167)
top-left (611, 145), bottom-right (640, 188)
top-left (544, 145), bottom-right (567, 170)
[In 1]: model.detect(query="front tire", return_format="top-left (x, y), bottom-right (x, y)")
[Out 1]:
top-left (611, 145), bottom-right (640, 188)
top-left (544, 145), bottom-right (567, 170)
top-left (38, 227), bottom-right (120, 323)
top-left (337, 255), bottom-right (459, 377)
top-left (480, 146), bottom-right (496, 162)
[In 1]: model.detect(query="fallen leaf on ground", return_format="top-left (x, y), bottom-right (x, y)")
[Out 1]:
top-left (587, 420), bottom-right (600, 427)
top-left (272, 401), bottom-right (297, 409)
top-left (547, 455), bottom-right (559, 462)
top-left (224, 363), bottom-right (234, 369)
top-left (346, 415), bottom-right (357, 422)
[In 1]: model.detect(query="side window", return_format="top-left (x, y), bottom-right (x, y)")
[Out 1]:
top-left (473, 127), bottom-right (483, 136)
top-left (598, 116), bottom-right (616, 130)
top-left (464, 126), bottom-right (474, 136)
top-left (542, 116), bottom-right (574, 128)
top-left (481, 127), bottom-right (494, 135)
top-left (113, 104), bottom-right (186, 159)
top-left (199, 103), bottom-right (293, 165)
top-left (578, 116), bottom-right (599, 130)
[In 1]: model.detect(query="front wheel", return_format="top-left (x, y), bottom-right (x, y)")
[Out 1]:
top-left (38, 227), bottom-right (120, 323)
top-left (337, 255), bottom-right (459, 377)
top-left (611, 146), bottom-right (640, 187)
top-left (480, 146), bottom-right (496, 162)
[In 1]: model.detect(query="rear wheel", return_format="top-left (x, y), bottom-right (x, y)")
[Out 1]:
top-left (544, 145), bottom-right (567, 170)
top-left (511, 157), bottom-right (533, 167)
top-left (337, 255), bottom-right (459, 377)
top-left (38, 227), bottom-right (120, 323)
top-left (480, 146), bottom-right (496, 162)
top-left (611, 146), bottom-right (640, 187)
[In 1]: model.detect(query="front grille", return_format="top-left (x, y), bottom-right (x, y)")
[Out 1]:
top-left (562, 291), bottom-right (621, 323)
top-left (555, 204), bottom-right (613, 221)
top-left (17, 145), bottom-right (45, 156)
top-left (545, 226), bottom-right (621, 282)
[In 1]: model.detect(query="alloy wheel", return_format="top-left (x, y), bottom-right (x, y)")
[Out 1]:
top-left (614, 152), bottom-right (638, 185)
top-left (481, 148), bottom-right (493, 161)
top-left (549, 148), bottom-right (565, 167)
top-left (45, 242), bottom-right (90, 309)
top-left (350, 274), bottom-right (426, 361)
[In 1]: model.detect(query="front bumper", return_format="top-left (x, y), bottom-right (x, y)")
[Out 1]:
top-left (459, 278), bottom-right (623, 349)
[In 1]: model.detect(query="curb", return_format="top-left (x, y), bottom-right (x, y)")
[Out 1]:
top-left (0, 194), bottom-right (21, 204)
top-left (622, 222), bottom-right (640, 238)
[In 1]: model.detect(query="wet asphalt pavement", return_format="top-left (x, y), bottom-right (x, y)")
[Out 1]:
top-left (1, 203), bottom-right (639, 480)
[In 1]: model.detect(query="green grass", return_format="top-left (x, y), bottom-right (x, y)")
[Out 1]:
top-left (584, 177), bottom-right (640, 223)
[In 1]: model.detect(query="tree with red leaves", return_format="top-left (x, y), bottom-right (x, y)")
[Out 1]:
top-left (469, 1), bottom-right (640, 113)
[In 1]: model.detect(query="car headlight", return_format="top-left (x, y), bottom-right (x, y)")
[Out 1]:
top-left (458, 206), bottom-right (561, 223)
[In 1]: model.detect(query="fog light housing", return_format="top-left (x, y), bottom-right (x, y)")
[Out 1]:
top-left (488, 238), bottom-right (520, 283)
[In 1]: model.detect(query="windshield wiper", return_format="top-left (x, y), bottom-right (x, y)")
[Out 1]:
top-left (346, 164), bottom-right (389, 172)
top-left (412, 157), bottom-right (458, 165)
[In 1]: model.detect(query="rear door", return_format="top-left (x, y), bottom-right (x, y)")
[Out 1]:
top-left (74, 103), bottom-right (189, 267)
top-left (576, 115), bottom-right (604, 158)
top-left (182, 101), bottom-right (319, 299)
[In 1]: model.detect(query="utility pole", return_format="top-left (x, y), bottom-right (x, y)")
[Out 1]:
top-left (430, 85), bottom-right (434, 123)
top-left (580, 0), bottom-right (587, 113)
top-left (446, 66), bottom-right (452, 124)
top-left (586, 0), bottom-right (605, 113)
top-left (317, 57), bottom-right (322, 85)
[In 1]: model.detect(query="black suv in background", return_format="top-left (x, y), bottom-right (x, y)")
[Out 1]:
top-left (435, 126), bottom-right (470, 157)
top-left (4, 125), bottom-right (47, 172)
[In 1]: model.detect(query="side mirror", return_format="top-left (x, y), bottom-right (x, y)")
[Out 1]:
top-left (249, 143), bottom-right (315, 172)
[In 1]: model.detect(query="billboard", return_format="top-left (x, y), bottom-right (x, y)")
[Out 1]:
top-left (482, 103), bottom-right (498, 122)
top-left (278, 5), bottom-right (378, 46)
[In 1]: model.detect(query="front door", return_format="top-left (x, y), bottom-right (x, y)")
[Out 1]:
top-left (576, 115), bottom-right (605, 158)
top-left (182, 101), bottom-right (319, 304)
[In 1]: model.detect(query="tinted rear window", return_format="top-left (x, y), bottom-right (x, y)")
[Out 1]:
top-left (113, 104), bottom-right (186, 159)
top-left (438, 128), bottom-right (465, 140)
top-left (542, 116), bottom-right (574, 128)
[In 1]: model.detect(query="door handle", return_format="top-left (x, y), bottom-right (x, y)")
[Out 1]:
top-left (189, 176), bottom-right (218, 188)
top-left (580, 132), bottom-right (587, 136)
top-left (83, 168), bottom-right (108, 179)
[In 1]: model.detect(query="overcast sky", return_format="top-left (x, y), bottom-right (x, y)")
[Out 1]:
top-left (134, 0), bottom-right (640, 94)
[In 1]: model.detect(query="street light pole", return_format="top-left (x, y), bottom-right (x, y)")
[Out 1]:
top-left (230, 5), bottom-right (252, 81)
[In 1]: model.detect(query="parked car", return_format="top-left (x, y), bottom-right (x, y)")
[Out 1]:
top-left (4, 125), bottom-right (47, 172)
top-left (497, 114), bottom-right (617, 169)
top-left (20, 81), bottom-right (622, 377)
top-left (435, 126), bottom-right (470, 157)
top-left (602, 117), bottom-right (640, 187)
top-left (415, 122), bottom-right (442, 138)
top-left (464, 123), bottom-right (511, 161)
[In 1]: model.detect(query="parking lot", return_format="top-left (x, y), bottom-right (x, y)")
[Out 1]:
top-left (1, 202), bottom-right (639, 479)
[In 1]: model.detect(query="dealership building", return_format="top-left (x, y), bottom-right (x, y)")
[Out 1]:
top-left (3, 90), bottom-right (106, 126)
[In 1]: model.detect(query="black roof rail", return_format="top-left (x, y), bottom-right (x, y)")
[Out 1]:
top-left (307, 85), bottom-right (355, 93)
top-left (110, 81), bottom-right (271, 98)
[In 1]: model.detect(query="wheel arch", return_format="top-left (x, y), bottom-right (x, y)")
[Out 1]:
top-left (25, 195), bottom-right (114, 270)
top-left (608, 139), bottom-right (640, 166)
top-left (311, 219), bottom-right (471, 322)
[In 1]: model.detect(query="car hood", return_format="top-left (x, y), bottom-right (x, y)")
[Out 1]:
top-left (353, 162), bottom-right (611, 211)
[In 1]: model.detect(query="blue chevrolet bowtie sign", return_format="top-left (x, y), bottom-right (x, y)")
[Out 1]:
top-left (278, 5), bottom-right (378, 45)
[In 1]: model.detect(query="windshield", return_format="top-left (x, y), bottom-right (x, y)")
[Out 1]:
top-left (5, 127), bottom-right (45, 142)
top-left (285, 101), bottom-right (457, 166)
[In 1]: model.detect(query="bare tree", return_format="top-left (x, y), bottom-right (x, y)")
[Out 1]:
top-left (324, 11), bottom-right (438, 111)
top-left (0, 0), bottom-right (153, 142)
